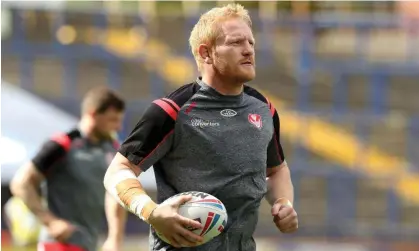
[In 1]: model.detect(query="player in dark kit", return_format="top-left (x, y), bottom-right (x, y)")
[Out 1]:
top-left (10, 87), bottom-right (128, 251)
top-left (104, 3), bottom-right (298, 251)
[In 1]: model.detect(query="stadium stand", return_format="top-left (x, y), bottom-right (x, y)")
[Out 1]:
top-left (2, 1), bottom-right (418, 245)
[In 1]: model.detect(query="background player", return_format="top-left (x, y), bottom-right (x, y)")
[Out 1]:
top-left (104, 3), bottom-right (297, 250)
top-left (10, 87), bottom-right (128, 251)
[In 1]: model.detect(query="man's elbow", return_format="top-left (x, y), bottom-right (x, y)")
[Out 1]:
top-left (103, 165), bottom-right (114, 192)
top-left (10, 168), bottom-right (23, 195)
top-left (9, 179), bottom-right (20, 196)
top-left (12, 162), bottom-right (44, 194)
top-left (274, 165), bottom-right (291, 180)
top-left (103, 158), bottom-right (124, 192)
top-left (10, 174), bottom-right (27, 197)
top-left (267, 161), bottom-right (289, 178)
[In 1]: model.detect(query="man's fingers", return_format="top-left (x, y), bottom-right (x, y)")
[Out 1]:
top-left (274, 210), bottom-right (296, 223)
top-left (172, 233), bottom-right (196, 248)
top-left (276, 217), bottom-right (297, 230)
top-left (65, 226), bottom-right (76, 238)
top-left (277, 206), bottom-right (293, 220)
top-left (172, 234), bottom-right (187, 248)
top-left (174, 230), bottom-right (199, 247)
top-left (281, 223), bottom-right (299, 233)
top-left (177, 215), bottom-right (202, 229)
top-left (58, 232), bottom-right (71, 243)
top-left (274, 210), bottom-right (298, 233)
top-left (55, 236), bottom-right (64, 242)
top-left (271, 203), bottom-right (282, 216)
top-left (58, 229), bottom-right (74, 242)
top-left (176, 225), bottom-right (204, 243)
top-left (275, 221), bottom-right (297, 233)
top-left (273, 201), bottom-right (299, 234)
top-left (172, 195), bottom-right (193, 207)
top-left (280, 209), bottom-right (298, 223)
top-left (169, 235), bottom-right (182, 248)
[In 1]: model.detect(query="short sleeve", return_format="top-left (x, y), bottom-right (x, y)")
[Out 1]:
top-left (32, 133), bottom-right (71, 175)
top-left (267, 109), bottom-right (286, 168)
top-left (118, 99), bottom-right (177, 172)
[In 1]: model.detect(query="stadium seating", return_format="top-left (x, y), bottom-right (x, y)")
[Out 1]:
top-left (2, 3), bottom-right (418, 241)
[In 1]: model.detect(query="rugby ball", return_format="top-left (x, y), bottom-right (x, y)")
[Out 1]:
top-left (155, 191), bottom-right (228, 246)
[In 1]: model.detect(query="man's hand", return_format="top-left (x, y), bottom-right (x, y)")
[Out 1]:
top-left (102, 237), bottom-right (122, 251)
top-left (271, 198), bottom-right (298, 233)
top-left (47, 218), bottom-right (76, 242)
top-left (148, 195), bottom-right (204, 248)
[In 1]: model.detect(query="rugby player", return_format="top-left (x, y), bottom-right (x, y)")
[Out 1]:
top-left (104, 3), bottom-right (298, 250)
top-left (10, 87), bottom-right (128, 251)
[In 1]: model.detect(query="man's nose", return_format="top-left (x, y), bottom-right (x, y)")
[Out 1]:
top-left (242, 41), bottom-right (254, 56)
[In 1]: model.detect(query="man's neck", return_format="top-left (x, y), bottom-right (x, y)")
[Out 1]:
top-left (201, 75), bottom-right (243, 96)
top-left (78, 118), bottom-right (100, 143)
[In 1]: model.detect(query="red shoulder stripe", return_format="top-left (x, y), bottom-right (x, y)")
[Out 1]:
top-left (153, 99), bottom-right (178, 121)
top-left (51, 133), bottom-right (72, 152)
top-left (265, 98), bottom-right (276, 117)
top-left (162, 98), bottom-right (180, 111)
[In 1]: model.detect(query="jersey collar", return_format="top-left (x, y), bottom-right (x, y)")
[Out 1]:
top-left (196, 77), bottom-right (244, 103)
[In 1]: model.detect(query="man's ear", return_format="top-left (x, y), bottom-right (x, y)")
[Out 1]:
top-left (198, 44), bottom-right (213, 65)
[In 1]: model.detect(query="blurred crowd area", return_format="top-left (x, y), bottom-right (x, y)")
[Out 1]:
top-left (1, 1), bottom-right (419, 251)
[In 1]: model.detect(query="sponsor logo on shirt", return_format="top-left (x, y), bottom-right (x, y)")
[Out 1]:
top-left (220, 109), bottom-right (237, 117)
top-left (74, 151), bottom-right (94, 161)
top-left (248, 114), bottom-right (262, 129)
top-left (191, 119), bottom-right (220, 128)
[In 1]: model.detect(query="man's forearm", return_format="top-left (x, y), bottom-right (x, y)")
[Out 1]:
top-left (104, 156), bottom-right (157, 223)
top-left (105, 192), bottom-right (127, 241)
top-left (266, 163), bottom-right (294, 206)
top-left (11, 182), bottom-right (55, 225)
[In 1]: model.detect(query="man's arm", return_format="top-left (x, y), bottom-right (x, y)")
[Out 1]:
top-left (266, 162), bottom-right (294, 207)
top-left (103, 153), bottom-right (155, 222)
top-left (104, 192), bottom-right (127, 243)
top-left (10, 134), bottom-right (71, 225)
top-left (103, 99), bottom-right (177, 221)
top-left (104, 134), bottom-right (128, 245)
top-left (267, 162), bottom-right (298, 233)
top-left (265, 103), bottom-right (293, 206)
top-left (265, 102), bottom-right (298, 233)
top-left (10, 162), bottom-right (56, 225)
top-left (104, 99), bottom-right (203, 247)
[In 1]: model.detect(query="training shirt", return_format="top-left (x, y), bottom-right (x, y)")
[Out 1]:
top-left (32, 128), bottom-right (118, 251)
top-left (119, 78), bottom-right (285, 251)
